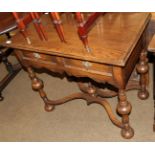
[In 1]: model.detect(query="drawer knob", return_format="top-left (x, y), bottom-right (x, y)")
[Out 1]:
top-left (82, 61), bottom-right (92, 69)
top-left (33, 53), bottom-right (41, 59)
top-left (6, 40), bottom-right (12, 44)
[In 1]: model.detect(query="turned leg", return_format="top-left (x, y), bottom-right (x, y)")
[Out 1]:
top-left (0, 50), bottom-right (13, 100)
top-left (27, 67), bottom-right (54, 112)
top-left (117, 89), bottom-right (134, 139)
top-left (0, 49), bottom-right (21, 101)
top-left (136, 51), bottom-right (149, 100)
top-left (1, 53), bottom-right (14, 74)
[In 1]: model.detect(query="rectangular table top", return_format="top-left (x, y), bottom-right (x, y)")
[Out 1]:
top-left (1, 13), bottom-right (151, 66)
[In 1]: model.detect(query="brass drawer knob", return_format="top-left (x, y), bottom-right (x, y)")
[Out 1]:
top-left (82, 61), bottom-right (92, 69)
top-left (6, 40), bottom-right (12, 44)
top-left (33, 52), bottom-right (41, 59)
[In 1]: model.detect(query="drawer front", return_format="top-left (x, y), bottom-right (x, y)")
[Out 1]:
top-left (22, 51), bottom-right (112, 76)
top-left (19, 50), bottom-right (115, 85)
top-left (21, 51), bottom-right (114, 84)
top-left (63, 57), bottom-right (113, 76)
top-left (23, 51), bottom-right (58, 63)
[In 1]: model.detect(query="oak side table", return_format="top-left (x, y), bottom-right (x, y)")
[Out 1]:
top-left (1, 13), bottom-right (151, 139)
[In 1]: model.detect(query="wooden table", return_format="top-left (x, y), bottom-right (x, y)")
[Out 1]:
top-left (1, 13), bottom-right (151, 139)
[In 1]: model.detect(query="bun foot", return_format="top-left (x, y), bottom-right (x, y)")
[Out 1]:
top-left (121, 127), bottom-right (134, 139)
top-left (138, 90), bottom-right (149, 100)
top-left (44, 104), bottom-right (55, 112)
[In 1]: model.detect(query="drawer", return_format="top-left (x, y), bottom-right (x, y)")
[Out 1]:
top-left (23, 51), bottom-right (58, 63)
top-left (22, 51), bottom-right (113, 78)
top-left (64, 57), bottom-right (112, 76)
top-left (20, 50), bottom-right (114, 85)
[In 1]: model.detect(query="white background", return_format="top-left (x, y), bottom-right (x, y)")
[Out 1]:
top-left (0, 0), bottom-right (155, 12)
top-left (0, 0), bottom-right (155, 154)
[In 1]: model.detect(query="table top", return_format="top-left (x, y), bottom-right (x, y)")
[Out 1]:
top-left (1, 13), bottom-right (151, 66)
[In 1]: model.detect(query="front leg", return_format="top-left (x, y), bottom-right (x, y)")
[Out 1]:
top-left (113, 67), bottom-right (134, 139)
top-left (117, 89), bottom-right (134, 139)
top-left (27, 67), bottom-right (55, 112)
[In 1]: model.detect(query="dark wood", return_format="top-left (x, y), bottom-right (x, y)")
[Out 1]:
top-left (0, 13), bottom-right (16, 35)
top-left (1, 13), bottom-right (151, 139)
top-left (0, 12), bottom-right (22, 100)
top-left (0, 49), bottom-right (21, 101)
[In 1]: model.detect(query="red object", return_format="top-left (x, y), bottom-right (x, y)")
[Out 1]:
top-left (12, 12), bottom-right (31, 44)
top-left (50, 12), bottom-right (66, 42)
top-left (75, 12), bottom-right (104, 52)
top-left (31, 12), bottom-right (48, 41)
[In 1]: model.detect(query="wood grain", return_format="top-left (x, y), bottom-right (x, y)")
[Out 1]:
top-left (1, 13), bottom-right (151, 66)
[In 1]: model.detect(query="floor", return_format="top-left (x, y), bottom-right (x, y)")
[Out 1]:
top-left (0, 56), bottom-right (155, 141)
